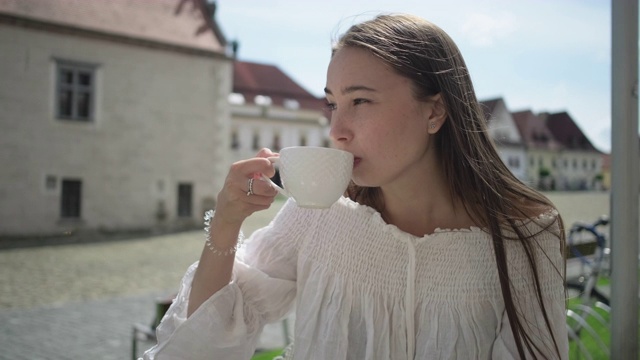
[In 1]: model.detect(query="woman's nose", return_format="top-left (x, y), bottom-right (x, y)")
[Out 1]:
top-left (329, 112), bottom-right (352, 143)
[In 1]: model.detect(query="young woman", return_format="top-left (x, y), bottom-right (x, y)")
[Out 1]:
top-left (144, 14), bottom-right (568, 359)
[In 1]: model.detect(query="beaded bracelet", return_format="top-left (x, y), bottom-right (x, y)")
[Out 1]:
top-left (203, 210), bottom-right (244, 256)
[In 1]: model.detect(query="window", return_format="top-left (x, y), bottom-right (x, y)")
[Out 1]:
top-left (45, 175), bottom-right (57, 191)
top-left (494, 131), bottom-right (508, 142)
top-left (254, 95), bottom-right (272, 106)
top-left (284, 99), bottom-right (300, 110)
top-left (231, 130), bottom-right (240, 149)
top-left (508, 156), bottom-right (520, 169)
top-left (272, 133), bottom-right (281, 151)
top-left (177, 183), bottom-right (193, 217)
top-left (56, 61), bottom-right (96, 121)
top-left (228, 93), bottom-right (245, 105)
top-left (252, 132), bottom-right (260, 151)
top-left (61, 179), bottom-right (82, 218)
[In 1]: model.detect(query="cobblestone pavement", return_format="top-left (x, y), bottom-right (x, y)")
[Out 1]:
top-left (0, 200), bottom-right (286, 360)
top-left (0, 193), bottom-right (617, 359)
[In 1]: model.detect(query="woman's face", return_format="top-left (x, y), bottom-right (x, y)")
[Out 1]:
top-left (325, 46), bottom-right (441, 189)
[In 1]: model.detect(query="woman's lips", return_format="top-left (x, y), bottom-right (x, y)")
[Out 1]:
top-left (353, 157), bottom-right (362, 168)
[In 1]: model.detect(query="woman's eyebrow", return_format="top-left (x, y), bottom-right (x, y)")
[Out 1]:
top-left (324, 85), bottom-right (377, 95)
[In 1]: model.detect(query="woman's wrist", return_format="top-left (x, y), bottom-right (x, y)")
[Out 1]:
top-left (203, 210), bottom-right (245, 256)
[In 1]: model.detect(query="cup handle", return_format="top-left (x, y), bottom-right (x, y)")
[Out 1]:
top-left (262, 157), bottom-right (290, 198)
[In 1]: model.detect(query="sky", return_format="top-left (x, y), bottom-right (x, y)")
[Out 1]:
top-left (216, 0), bottom-right (612, 152)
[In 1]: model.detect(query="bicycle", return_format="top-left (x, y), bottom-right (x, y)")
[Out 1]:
top-left (566, 216), bottom-right (611, 306)
top-left (565, 216), bottom-right (612, 359)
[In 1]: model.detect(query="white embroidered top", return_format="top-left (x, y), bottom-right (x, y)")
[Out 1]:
top-left (143, 197), bottom-right (568, 360)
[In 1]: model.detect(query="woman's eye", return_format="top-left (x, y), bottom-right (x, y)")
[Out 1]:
top-left (353, 98), bottom-right (369, 105)
top-left (325, 101), bottom-right (337, 111)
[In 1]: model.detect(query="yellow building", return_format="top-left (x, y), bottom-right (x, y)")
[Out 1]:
top-left (513, 110), bottom-right (604, 191)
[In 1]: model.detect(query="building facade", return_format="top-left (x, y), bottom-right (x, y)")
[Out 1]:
top-left (229, 61), bottom-right (328, 163)
top-left (0, 0), bottom-right (232, 236)
top-left (512, 110), bottom-right (565, 189)
top-left (482, 99), bottom-right (604, 191)
top-left (480, 98), bottom-right (527, 181)
top-left (0, 2), bottom-right (608, 239)
top-left (543, 112), bottom-right (604, 190)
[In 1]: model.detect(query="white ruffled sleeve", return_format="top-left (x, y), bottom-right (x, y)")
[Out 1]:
top-left (142, 199), bottom-right (313, 360)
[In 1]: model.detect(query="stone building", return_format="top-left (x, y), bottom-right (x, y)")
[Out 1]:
top-left (0, 0), bottom-right (232, 236)
top-left (480, 98), bottom-right (527, 181)
top-left (229, 60), bottom-right (328, 164)
top-left (481, 98), bottom-right (603, 190)
top-left (544, 111), bottom-right (604, 190)
top-left (512, 110), bottom-right (565, 189)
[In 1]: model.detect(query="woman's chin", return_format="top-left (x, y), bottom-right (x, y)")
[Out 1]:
top-left (351, 177), bottom-right (377, 188)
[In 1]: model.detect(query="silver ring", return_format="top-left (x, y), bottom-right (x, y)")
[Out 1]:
top-left (246, 178), bottom-right (254, 196)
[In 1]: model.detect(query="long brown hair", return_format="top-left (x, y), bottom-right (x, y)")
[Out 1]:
top-left (335, 14), bottom-right (566, 358)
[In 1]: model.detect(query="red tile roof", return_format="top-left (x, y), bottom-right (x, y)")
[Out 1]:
top-left (512, 110), bottom-right (563, 151)
top-left (233, 61), bottom-right (325, 111)
top-left (544, 111), bottom-right (601, 153)
top-left (0, 0), bottom-right (226, 54)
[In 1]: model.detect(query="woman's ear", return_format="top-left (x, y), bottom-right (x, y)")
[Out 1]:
top-left (427, 93), bottom-right (447, 134)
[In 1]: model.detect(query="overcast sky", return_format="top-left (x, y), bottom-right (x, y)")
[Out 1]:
top-left (216, 0), bottom-right (612, 152)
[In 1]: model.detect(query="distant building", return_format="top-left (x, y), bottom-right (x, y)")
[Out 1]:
top-left (512, 110), bottom-right (564, 189)
top-left (480, 98), bottom-right (604, 191)
top-left (0, 1), bottom-right (606, 240)
top-left (543, 112), bottom-right (604, 190)
top-left (229, 61), bottom-right (328, 163)
top-left (0, 0), bottom-right (232, 236)
top-left (480, 98), bottom-right (527, 181)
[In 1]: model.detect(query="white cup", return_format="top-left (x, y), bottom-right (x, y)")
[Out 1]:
top-left (263, 146), bottom-right (354, 209)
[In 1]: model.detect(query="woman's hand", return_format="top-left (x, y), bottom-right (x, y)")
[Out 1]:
top-left (187, 149), bottom-right (279, 317)
top-left (214, 148), bottom-right (279, 227)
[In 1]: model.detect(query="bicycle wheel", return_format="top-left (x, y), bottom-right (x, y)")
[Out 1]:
top-left (567, 281), bottom-right (610, 306)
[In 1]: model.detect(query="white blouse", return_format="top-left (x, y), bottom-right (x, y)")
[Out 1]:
top-left (143, 197), bottom-right (568, 360)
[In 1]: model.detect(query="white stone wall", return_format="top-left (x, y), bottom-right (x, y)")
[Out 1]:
top-left (496, 146), bottom-right (527, 181)
top-left (524, 149), bottom-right (558, 188)
top-left (487, 101), bottom-right (522, 145)
top-left (554, 151), bottom-right (603, 190)
top-left (525, 150), bottom-right (602, 190)
top-left (486, 101), bottom-right (527, 180)
top-left (0, 24), bottom-right (232, 235)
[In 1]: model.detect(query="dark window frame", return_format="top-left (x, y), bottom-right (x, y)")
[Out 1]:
top-left (231, 130), bottom-right (240, 149)
top-left (508, 156), bottom-right (520, 169)
top-left (55, 60), bottom-right (97, 122)
top-left (45, 175), bottom-right (57, 192)
top-left (61, 179), bottom-right (82, 219)
top-left (177, 183), bottom-right (193, 218)
top-left (272, 133), bottom-right (281, 151)
top-left (252, 132), bottom-right (260, 151)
